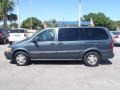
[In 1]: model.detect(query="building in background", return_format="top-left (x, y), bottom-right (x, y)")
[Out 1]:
top-left (57, 19), bottom-right (95, 27)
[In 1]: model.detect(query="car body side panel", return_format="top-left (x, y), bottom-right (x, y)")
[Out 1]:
top-left (28, 41), bottom-right (57, 59)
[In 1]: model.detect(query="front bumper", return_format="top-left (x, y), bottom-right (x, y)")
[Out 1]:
top-left (4, 51), bottom-right (13, 60)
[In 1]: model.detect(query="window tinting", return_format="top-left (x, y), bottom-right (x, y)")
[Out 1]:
top-left (84, 28), bottom-right (109, 40)
top-left (10, 29), bottom-right (26, 33)
top-left (58, 28), bottom-right (83, 41)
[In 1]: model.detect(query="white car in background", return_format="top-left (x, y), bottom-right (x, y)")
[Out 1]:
top-left (110, 31), bottom-right (120, 45)
top-left (8, 29), bottom-right (28, 44)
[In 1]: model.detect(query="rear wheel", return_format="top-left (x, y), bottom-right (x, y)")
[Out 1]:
top-left (83, 52), bottom-right (101, 67)
top-left (14, 51), bottom-right (30, 66)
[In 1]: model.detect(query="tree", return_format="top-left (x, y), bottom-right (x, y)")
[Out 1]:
top-left (43, 19), bottom-right (58, 28)
top-left (7, 14), bottom-right (17, 23)
top-left (108, 21), bottom-right (118, 30)
top-left (83, 12), bottom-right (111, 28)
top-left (22, 17), bottom-right (42, 29)
top-left (9, 23), bottom-right (18, 29)
top-left (0, 0), bottom-right (15, 29)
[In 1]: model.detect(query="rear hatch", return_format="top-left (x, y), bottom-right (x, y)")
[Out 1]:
top-left (9, 29), bottom-right (27, 42)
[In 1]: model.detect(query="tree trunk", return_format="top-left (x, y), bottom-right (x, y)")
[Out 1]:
top-left (3, 15), bottom-right (8, 29)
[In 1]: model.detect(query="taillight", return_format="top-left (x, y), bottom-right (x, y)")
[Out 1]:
top-left (114, 35), bottom-right (119, 38)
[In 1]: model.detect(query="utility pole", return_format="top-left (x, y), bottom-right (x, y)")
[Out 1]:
top-left (78, 0), bottom-right (82, 27)
top-left (29, 0), bottom-right (32, 30)
top-left (17, 0), bottom-right (20, 28)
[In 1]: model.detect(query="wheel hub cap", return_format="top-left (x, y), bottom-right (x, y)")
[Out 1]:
top-left (87, 55), bottom-right (97, 65)
top-left (16, 54), bottom-right (26, 64)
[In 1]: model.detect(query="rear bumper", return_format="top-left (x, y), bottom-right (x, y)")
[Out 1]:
top-left (113, 39), bottom-right (120, 45)
top-left (8, 37), bottom-right (26, 42)
top-left (101, 49), bottom-right (114, 59)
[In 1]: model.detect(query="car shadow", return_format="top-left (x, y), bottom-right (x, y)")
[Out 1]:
top-left (31, 59), bottom-right (112, 66)
top-left (31, 60), bottom-right (83, 65)
top-left (100, 59), bottom-right (112, 65)
top-left (10, 59), bottom-right (112, 66)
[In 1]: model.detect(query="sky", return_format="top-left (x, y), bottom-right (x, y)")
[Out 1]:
top-left (13, 0), bottom-right (120, 23)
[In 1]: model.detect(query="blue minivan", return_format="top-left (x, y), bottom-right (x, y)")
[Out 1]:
top-left (5, 27), bottom-right (114, 66)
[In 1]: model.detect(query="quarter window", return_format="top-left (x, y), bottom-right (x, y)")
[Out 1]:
top-left (84, 28), bottom-right (109, 40)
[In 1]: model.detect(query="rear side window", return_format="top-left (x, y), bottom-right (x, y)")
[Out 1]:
top-left (19, 30), bottom-right (26, 33)
top-left (10, 29), bottom-right (26, 33)
top-left (84, 28), bottom-right (109, 40)
top-left (58, 28), bottom-right (83, 41)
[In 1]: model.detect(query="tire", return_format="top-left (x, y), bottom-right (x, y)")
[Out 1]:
top-left (83, 52), bottom-right (101, 67)
top-left (13, 51), bottom-right (30, 66)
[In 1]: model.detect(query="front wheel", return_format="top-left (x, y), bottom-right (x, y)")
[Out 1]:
top-left (83, 52), bottom-right (101, 67)
top-left (13, 51), bottom-right (30, 66)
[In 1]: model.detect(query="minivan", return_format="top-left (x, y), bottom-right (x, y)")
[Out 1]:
top-left (4, 27), bottom-right (114, 66)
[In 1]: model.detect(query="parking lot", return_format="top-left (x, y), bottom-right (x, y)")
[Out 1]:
top-left (0, 44), bottom-right (120, 90)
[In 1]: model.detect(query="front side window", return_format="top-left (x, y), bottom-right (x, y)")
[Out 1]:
top-left (35, 29), bottom-right (55, 41)
top-left (58, 28), bottom-right (83, 41)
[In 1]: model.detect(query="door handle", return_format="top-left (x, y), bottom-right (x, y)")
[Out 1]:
top-left (50, 43), bottom-right (55, 45)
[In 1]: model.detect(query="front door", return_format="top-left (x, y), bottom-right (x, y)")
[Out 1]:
top-left (29, 29), bottom-right (57, 59)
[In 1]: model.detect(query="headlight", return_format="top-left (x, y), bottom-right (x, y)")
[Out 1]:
top-left (5, 47), bottom-right (12, 52)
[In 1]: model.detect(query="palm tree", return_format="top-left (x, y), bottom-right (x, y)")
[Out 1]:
top-left (0, 0), bottom-right (15, 29)
top-left (8, 13), bottom-right (17, 23)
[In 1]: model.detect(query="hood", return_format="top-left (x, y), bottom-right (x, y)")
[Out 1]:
top-left (10, 37), bottom-right (31, 46)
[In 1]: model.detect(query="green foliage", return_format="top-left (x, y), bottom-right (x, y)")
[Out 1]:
top-left (43, 19), bottom-right (58, 28)
top-left (83, 12), bottom-right (110, 28)
top-left (83, 12), bottom-right (120, 30)
top-left (7, 14), bottom-right (17, 22)
top-left (22, 17), bottom-right (42, 29)
top-left (0, 0), bottom-right (16, 29)
top-left (9, 23), bottom-right (18, 29)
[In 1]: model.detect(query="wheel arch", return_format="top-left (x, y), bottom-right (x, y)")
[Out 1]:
top-left (12, 49), bottom-right (30, 59)
top-left (82, 49), bottom-right (102, 60)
